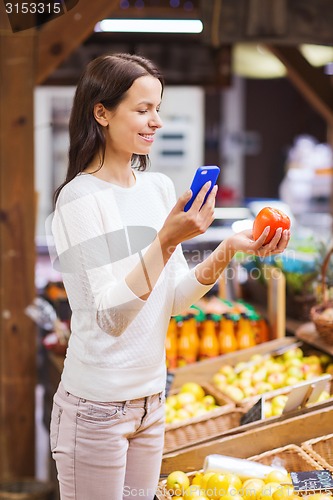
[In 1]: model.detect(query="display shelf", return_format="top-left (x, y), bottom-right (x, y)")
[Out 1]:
top-left (296, 322), bottom-right (333, 356)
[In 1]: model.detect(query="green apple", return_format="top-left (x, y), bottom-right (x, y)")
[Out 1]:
top-left (285, 358), bottom-right (303, 368)
top-left (252, 367), bottom-right (268, 383)
top-left (267, 372), bottom-right (286, 389)
top-left (285, 376), bottom-right (302, 386)
top-left (239, 369), bottom-right (254, 380)
top-left (223, 386), bottom-right (244, 401)
top-left (282, 347), bottom-right (303, 361)
top-left (286, 366), bottom-right (304, 379)
top-left (254, 381), bottom-right (274, 394)
top-left (212, 373), bottom-right (227, 387)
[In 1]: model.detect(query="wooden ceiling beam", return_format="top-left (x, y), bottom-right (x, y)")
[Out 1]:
top-left (265, 44), bottom-right (333, 126)
top-left (36, 0), bottom-right (119, 85)
top-left (109, 6), bottom-right (200, 19)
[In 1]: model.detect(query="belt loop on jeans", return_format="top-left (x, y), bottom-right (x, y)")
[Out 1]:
top-left (122, 401), bottom-right (127, 415)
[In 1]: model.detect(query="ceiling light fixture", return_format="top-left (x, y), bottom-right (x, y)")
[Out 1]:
top-left (95, 18), bottom-right (203, 34)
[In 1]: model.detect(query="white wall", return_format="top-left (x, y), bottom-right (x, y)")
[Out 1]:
top-left (149, 86), bottom-right (205, 197)
top-left (34, 86), bottom-right (75, 240)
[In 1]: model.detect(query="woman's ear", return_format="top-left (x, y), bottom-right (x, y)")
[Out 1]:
top-left (93, 103), bottom-right (109, 127)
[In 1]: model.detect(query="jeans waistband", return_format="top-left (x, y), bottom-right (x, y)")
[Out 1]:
top-left (57, 382), bottom-right (164, 408)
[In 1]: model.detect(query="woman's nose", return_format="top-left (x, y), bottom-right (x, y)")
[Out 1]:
top-left (150, 113), bottom-right (163, 128)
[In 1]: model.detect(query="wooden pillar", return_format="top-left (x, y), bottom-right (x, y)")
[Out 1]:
top-left (0, 6), bottom-right (37, 478)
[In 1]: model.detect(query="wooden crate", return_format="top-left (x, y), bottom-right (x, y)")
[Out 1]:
top-left (301, 433), bottom-right (333, 472)
top-left (171, 338), bottom-right (300, 390)
top-left (164, 381), bottom-right (237, 454)
top-left (175, 339), bottom-right (333, 411)
top-left (161, 403), bottom-right (333, 475)
top-left (249, 444), bottom-right (322, 471)
top-left (156, 444), bottom-right (322, 500)
top-left (164, 408), bottom-right (245, 454)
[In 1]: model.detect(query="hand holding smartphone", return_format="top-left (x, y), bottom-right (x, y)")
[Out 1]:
top-left (184, 165), bottom-right (220, 212)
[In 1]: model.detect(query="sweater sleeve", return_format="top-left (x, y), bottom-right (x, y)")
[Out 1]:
top-left (49, 183), bottom-right (146, 337)
top-left (161, 175), bottom-right (216, 315)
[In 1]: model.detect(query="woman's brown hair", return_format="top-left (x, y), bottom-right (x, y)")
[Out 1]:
top-left (54, 53), bottom-right (164, 203)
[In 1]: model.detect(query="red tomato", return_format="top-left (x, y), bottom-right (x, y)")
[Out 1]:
top-left (253, 207), bottom-right (290, 244)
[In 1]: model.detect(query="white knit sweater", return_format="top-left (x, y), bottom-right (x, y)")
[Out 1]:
top-left (50, 171), bottom-right (214, 401)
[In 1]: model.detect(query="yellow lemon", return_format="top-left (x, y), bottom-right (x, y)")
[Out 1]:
top-left (223, 473), bottom-right (243, 491)
top-left (219, 493), bottom-right (244, 500)
top-left (189, 497), bottom-right (209, 500)
top-left (191, 473), bottom-right (204, 486)
top-left (180, 383), bottom-right (206, 401)
top-left (166, 470), bottom-right (190, 495)
top-left (272, 485), bottom-right (294, 500)
top-left (258, 482), bottom-right (282, 500)
top-left (206, 474), bottom-right (229, 500)
top-left (184, 485), bottom-right (206, 499)
top-left (265, 470), bottom-right (292, 484)
top-left (242, 478), bottom-right (266, 500)
top-left (201, 472), bottom-right (216, 491)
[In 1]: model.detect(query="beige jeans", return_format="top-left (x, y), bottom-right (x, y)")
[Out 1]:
top-left (50, 382), bottom-right (165, 500)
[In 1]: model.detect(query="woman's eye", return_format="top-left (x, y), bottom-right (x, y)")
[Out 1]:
top-left (138, 110), bottom-right (148, 114)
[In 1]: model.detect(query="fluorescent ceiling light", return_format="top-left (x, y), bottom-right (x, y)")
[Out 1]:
top-left (95, 18), bottom-right (203, 34)
top-left (300, 44), bottom-right (333, 67)
top-left (233, 44), bottom-right (287, 79)
top-left (233, 43), bottom-right (333, 78)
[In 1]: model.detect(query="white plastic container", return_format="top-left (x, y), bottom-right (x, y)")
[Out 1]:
top-left (203, 454), bottom-right (287, 480)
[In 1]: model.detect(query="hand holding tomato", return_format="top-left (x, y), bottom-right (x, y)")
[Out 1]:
top-left (253, 207), bottom-right (291, 244)
top-left (226, 206), bottom-right (290, 257)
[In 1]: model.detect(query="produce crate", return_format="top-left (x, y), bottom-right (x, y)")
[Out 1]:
top-left (164, 408), bottom-right (245, 454)
top-left (262, 378), bottom-right (333, 419)
top-left (156, 445), bottom-right (322, 500)
top-left (207, 344), bottom-right (333, 411)
top-left (164, 382), bottom-right (238, 454)
top-left (301, 433), bottom-right (333, 472)
top-left (248, 444), bottom-right (322, 471)
top-left (171, 338), bottom-right (299, 390)
top-left (160, 404), bottom-right (333, 475)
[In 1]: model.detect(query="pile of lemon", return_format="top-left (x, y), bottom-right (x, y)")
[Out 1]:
top-left (165, 383), bottom-right (220, 425)
top-left (163, 469), bottom-right (331, 500)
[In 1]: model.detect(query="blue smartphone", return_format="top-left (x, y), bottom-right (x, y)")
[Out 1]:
top-left (184, 165), bottom-right (220, 212)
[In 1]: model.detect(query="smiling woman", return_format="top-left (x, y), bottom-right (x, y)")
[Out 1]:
top-left (48, 52), bottom-right (290, 500)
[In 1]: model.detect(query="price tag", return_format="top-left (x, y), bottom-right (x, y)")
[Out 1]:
top-left (290, 470), bottom-right (333, 492)
top-left (240, 397), bottom-right (264, 425)
top-left (165, 371), bottom-right (175, 398)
